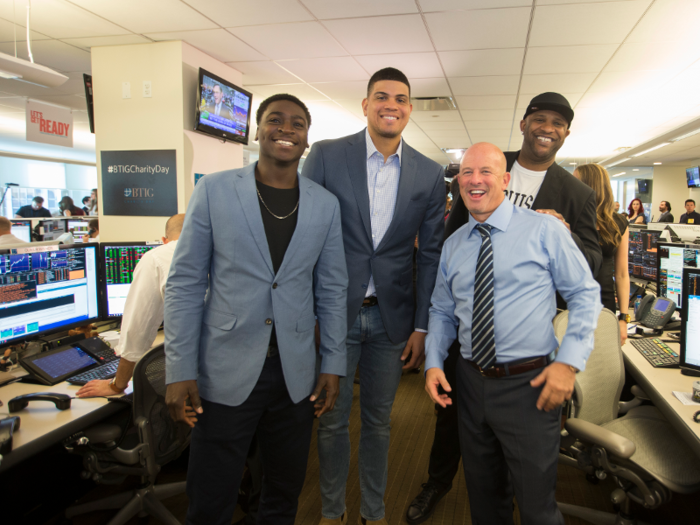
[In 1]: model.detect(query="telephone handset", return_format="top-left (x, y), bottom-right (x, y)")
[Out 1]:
top-left (636, 295), bottom-right (676, 330)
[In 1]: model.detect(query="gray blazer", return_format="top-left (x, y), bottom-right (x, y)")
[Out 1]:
top-left (302, 130), bottom-right (445, 344)
top-left (164, 164), bottom-right (348, 406)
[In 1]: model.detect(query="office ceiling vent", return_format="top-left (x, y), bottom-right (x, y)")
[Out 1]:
top-left (410, 97), bottom-right (456, 111)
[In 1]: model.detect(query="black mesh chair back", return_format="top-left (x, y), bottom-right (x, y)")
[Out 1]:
top-left (132, 343), bottom-right (190, 466)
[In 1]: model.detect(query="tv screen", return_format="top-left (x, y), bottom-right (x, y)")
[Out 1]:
top-left (637, 179), bottom-right (649, 193)
top-left (686, 166), bottom-right (700, 188)
top-left (83, 74), bottom-right (94, 134)
top-left (195, 68), bottom-right (252, 145)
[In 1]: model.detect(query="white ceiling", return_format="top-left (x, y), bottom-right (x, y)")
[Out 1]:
top-left (0, 0), bottom-right (699, 167)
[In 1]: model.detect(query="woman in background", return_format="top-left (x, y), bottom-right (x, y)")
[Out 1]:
top-left (574, 164), bottom-right (630, 344)
top-left (627, 198), bottom-right (646, 224)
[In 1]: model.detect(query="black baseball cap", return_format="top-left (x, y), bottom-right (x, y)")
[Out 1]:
top-left (523, 92), bottom-right (574, 126)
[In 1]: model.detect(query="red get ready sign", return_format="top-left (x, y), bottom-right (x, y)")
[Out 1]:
top-left (26, 99), bottom-right (73, 148)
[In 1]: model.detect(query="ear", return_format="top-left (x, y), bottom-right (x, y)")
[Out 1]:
top-left (565, 128), bottom-right (571, 140)
top-left (519, 119), bottom-right (525, 134)
top-left (362, 98), bottom-right (369, 117)
top-left (501, 171), bottom-right (511, 190)
top-left (254, 128), bottom-right (259, 142)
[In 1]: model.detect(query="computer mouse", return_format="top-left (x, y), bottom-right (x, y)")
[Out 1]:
top-left (8, 392), bottom-right (71, 413)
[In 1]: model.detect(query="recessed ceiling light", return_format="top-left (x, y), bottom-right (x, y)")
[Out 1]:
top-left (612, 172), bottom-right (627, 177)
top-left (606, 158), bottom-right (631, 168)
top-left (654, 162), bottom-right (662, 165)
top-left (632, 169), bottom-right (639, 171)
top-left (631, 143), bottom-right (670, 157)
top-left (569, 162), bottom-right (577, 165)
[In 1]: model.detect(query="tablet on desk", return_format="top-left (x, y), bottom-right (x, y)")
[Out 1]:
top-left (20, 345), bottom-right (98, 386)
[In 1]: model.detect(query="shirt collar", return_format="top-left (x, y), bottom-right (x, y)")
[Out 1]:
top-left (466, 197), bottom-right (514, 237)
top-left (365, 128), bottom-right (402, 165)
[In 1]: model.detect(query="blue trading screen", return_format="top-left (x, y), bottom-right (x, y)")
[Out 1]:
top-left (0, 245), bottom-right (100, 343)
top-left (628, 230), bottom-right (661, 282)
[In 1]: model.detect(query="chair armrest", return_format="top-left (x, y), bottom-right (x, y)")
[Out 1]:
top-left (631, 384), bottom-right (650, 401)
top-left (565, 419), bottom-right (636, 459)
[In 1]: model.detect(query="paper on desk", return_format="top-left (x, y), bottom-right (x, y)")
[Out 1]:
top-left (672, 391), bottom-right (700, 406)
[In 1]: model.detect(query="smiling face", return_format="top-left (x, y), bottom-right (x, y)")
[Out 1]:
top-left (458, 143), bottom-right (511, 223)
top-left (213, 85), bottom-right (223, 105)
top-left (255, 99), bottom-right (309, 165)
top-left (362, 80), bottom-right (412, 140)
top-left (520, 110), bottom-right (570, 165)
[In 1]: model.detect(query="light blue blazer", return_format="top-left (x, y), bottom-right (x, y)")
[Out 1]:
top-left (164, 163), bottom-right (348, 406)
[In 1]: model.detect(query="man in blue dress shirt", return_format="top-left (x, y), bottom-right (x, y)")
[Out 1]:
top-left (424, 143), bottom-right (601, 525)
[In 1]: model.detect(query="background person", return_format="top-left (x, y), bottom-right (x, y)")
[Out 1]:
top-left (15, 195), bottom-right (52, 218)
top-left (680, 199), bottom-right (700, 224)
top-left (88, 188), bottom-right (98, 215)
top-left (81, 196), bottom-right (91, 214)
top-left (574, 164), bottom-right (630, 344)
top-left (627, 198), bottom-right (646, 224)
top-left (0, 217), bottom-right (26, 244)
top-left (82, 219), bottom-right (99, 243)
top-left (657, 200), bottom-right (674, 223)
top-left (59, 196), bottom-right (85, 216)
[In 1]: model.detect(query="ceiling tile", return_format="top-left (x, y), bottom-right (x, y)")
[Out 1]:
top-left (279, 57), bottom-right (369, 83)
top-left (323, 15), bottom-right (432, 55)
top-left (334, 98), bottom-right (365, 118)
top-left (425, 8), bottom-right (531, 51)
top-left (38, 94), bottom-right (88, 110)
top-left (61, 34), bottom-right (153, 51)
top-left (586, 70), bottom-right (665, 94)
top-left (519, 73), bottom-right (596, 95)
top-left (410, 110), bottom-right (462, 122)
top-left (416, 120), bottom-right (465, 131)
top-left (410, 78), bottom-right (451, 97)
top-left (524, 44), bottom-right (618, 75)
top-left (182, 0), bottom-right (314, 26)
top-left (310, 80), bottom-right (367, 99)
top-left (68, 0), bottom-right (217, 33)
top-left (0, 39), bottom-right (91, 73)
top-left (455, 95), bottom-right (516, 110)
top-left (449, 76), bottom-right (520, 96)
top-left (529, 1), bottom-right (652, 47)
top-left (420, 1), bottom-right (531, 10)
top-left (302, 0), bottom-right (418, 19)
top-left (246, 83), bottom-right (330, 101)
top-left (605, 41), bottom-right (700, 73)
top-left (355, 53), bottom-right (443, 79)
top-left (463, 121), bottom-right (513, 131)
top-left (433, 137), bottom-right (472, 149)
top-left (0, 0), bottom-right (127, 39)
top-left (440, 48), bottom-right (525, 77)
top-left (0, 18), bottom-right (50, 43)
top-left (145, 29), bottom-right (266, 62)
top-left (626, 0), bottom-right (700, 44)
top-left (230, 22), bottom-right (348, 60)
top-left (426, 130), bottom-right (469, 140)
top-left (228, 61), bottom-right (300, 85)
top-left (461, 109), bottom-right (515, 121)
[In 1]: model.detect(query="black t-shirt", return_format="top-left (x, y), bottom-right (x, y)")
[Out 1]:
top-left (16, 205), bottom-right (52, 218)
top-left (596, 213), bottom-right (628, 312)
top-left (256, 179), bottom-right (299, 347)
top-left (680, 211), bottom-right (700, 224)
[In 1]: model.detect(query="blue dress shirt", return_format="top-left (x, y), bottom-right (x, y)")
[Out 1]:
top-left (425, 197), bottom-right (602, 372)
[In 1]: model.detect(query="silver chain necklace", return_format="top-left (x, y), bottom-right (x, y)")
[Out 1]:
top-left (256, 187), bottom-right (299, 220)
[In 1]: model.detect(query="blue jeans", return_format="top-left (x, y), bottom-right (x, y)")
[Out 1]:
top-left (317, 304), bottom-right (406, 521)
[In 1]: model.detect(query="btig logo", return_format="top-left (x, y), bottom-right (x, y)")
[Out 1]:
top-left (123, 187), bottom-right (154, 200)
top-left (107, 166), bottom-right (115, 173)
top-left (124, 188), bottom-right (132, 197)
top-left (108, 164), bottom-right (170, 174)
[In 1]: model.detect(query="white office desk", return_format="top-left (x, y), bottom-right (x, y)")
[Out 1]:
top-left (622, 337), bottom-right (700, 458)
top-left (0, 332), bottom-right (165, 473)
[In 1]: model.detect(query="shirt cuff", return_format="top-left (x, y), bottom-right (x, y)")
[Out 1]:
top-left (415, 328), bottom-right (427, 333)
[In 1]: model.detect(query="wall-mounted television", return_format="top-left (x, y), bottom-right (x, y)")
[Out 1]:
top-left (195, 68), bottom-right (253, 145)
top-left (637, 179), bottom-right (650, 193)
top-left (83, 73), bottom-right (95, 134)
top-left (687, 166), bottom-right (700, 188)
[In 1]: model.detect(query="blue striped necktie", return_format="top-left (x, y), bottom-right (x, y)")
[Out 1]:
top-left (472, 223), bottom-right (496, 369)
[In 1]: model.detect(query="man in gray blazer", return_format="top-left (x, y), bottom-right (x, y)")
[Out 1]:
top-left (165, 94), bottom-right (348, 525)
top-left (302, 68), bottom-right (446, 525)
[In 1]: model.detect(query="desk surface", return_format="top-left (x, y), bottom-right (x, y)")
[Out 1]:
top-left (0, 332), bottom-right (164, 473)
top-left (622, 337), bottom-right (700, 458)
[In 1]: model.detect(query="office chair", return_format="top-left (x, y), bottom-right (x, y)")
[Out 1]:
top-left (65, 344), bottom-right (189, 525)
top-left (554, 309), bottom-right (700, 525)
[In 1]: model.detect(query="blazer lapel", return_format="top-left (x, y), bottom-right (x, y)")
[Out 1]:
top-left (376, 145), bottom-right (416, 252)
top-left (346, 132), bottom-right (373, 243)
top-left (531, 163), bottom-right (563, 211)
top-left (234, 166), bottom-right (274, 276)
top-left (275, 174), bottom-right (311, 278)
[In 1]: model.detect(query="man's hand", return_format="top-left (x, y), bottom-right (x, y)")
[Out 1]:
top-left (77, 379), bottom-right (121, 398)
top-left (401, 331), bottom-right (426, 370)
top-left (536, 209), bottom-right (570, 232)
top-left (166, 380), bottom-right (203, 428)
top-left (530, 362), bottom-right (576, 411)
top-left (310, 373), bottom-right (339, 417)
top-left (425, 367), bottom-right (452, 408)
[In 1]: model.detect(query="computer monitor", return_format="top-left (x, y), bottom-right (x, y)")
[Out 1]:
top-left (628, 229), bottom-right (662, 283)
top-left (67, 219), bottom-right (91, 243)
top-left (10, 220), bottom-right (31, 243)
top-left (37, 219), bottom-right (67, 241)
top-left (657, 242), bottom-right (700, 311)
top-left (679, 267), bottom-right (700, 374)
top-left (0, 243), bottom-right (100, 345)
top-left (100, 242), bottom-right (162, 319)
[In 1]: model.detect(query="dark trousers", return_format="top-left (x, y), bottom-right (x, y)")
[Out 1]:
top-left (456, 356), bottom-right (564, 525)
top-left (427, 340), bottom-right (461, 487)
top-left (185, 355), bottom-right (315, 525)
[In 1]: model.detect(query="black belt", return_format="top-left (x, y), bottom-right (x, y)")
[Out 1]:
top-left (468, 356), bottom-right (548, 378)
top-left (362, 296), bottom-right (378, 308)
top-left (267, 345), bottom-right (279, 358)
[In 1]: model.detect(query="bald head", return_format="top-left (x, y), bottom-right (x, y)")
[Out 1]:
top-left (458, 142), bottom-right (511, 223)
top-left (164, 214), bottom-right (185, 242)
top-left (0, 217), bottom-right (11, 235)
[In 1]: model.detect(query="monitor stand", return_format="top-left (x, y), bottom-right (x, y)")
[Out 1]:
top-left (681, 368), bottom-right (700, 377)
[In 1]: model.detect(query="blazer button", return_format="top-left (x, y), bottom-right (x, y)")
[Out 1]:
top-left (265, 318), bottom-right (272, 325)
top-left (272, 283), bottom-right (278, 289)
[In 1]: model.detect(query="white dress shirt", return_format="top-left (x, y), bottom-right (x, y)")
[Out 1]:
top-left (116, 240), bottom-right (178, 362)
top-left (0, 233), bottom-right (26, 245)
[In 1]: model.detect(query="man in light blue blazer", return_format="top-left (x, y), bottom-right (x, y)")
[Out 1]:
top-left (302, 68), bottom-right (446, 525)
top-left (164, 94), bottom-right (348, 525)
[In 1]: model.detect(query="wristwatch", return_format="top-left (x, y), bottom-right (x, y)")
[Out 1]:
top-left (618, 312), bottom-right (631, 323)
top-left (109, 378), bottom-right (126, 394)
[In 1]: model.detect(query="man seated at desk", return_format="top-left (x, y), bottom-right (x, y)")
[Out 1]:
top-left (0, 217), bottom-right (27, 245)
top-left (77, 214), bottom-right (185, 397)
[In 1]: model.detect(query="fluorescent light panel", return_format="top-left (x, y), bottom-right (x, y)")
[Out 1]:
top-left (612, 172), bottom-right (626, 177)
top-left (670, 128), bottom-right (700, 142)
top-left (606, 157), bottom-right (631, 168)
top-left (632, 142), bottom-right (670, 157)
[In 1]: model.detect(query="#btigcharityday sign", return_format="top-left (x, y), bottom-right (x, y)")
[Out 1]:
top-left (26, 99), bottom-right (73, 148)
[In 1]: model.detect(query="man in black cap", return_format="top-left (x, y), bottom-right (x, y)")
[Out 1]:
top-left (405, 92), bottom-right (601, 525)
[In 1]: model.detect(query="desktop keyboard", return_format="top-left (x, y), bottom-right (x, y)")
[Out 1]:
top-left (631, 338), bottom-right (679, 368)
top-left (67, 358), bottom-right (120, 385)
